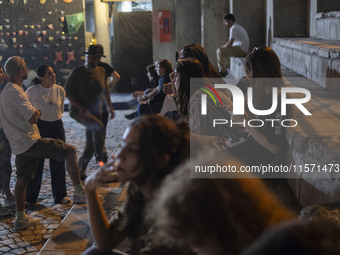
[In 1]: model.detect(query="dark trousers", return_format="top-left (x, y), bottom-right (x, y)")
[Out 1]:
top-left (136, 103), bottom-right (153, 117)
top-left (78, 110), bottom-right (108, 174)
top-left (26, 119), bottom-right (67, 204)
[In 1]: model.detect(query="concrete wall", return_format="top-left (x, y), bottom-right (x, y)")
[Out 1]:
top-left (231, 0), bottom-right (266, 51)
top-left (175, 0), bottom-right (201, 51)
top-left (273, 0), bottom-right (309, 37)
top-left (318, 0), bottom-right (340, 12)
top-left (201, 0), bottom-right (229, 68)
top-left (152, 0), bottom-right (202, 66)
top-left (152, 0), bottom-right (177, 65)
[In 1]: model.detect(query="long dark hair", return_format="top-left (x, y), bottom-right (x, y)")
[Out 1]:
top-left (146, 64), bottom-right (158, 81)
top-left (180, 43), bottom-right (221, 78)
top-left (175, 58), bottom-right (205, 118)
top-left (31, 65), bottom-right (49, 85)
top-left (129, 115), bottom-right (189, 188)
top-left (245, 46), bottom-right (283, 113)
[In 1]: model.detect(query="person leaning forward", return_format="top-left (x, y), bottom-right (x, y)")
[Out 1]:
top-left (65, 44), bottom-right (115, 181)
top-left (216, 13), bottom-right (249, 76)
top-left (0, 56), bottom-right (86, 231)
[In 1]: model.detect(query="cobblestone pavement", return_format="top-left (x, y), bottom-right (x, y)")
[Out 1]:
top-left (0, 108), bottom-right (134, 254)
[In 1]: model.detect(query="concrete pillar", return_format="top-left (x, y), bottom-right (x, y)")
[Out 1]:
top-left (272, 0), bottom-right (308, 37)
top-left (201, 0), bottom-right (229, 68)
top-left (230, 0), bottom-right (266, 51)
top-left (175, 0), bottom-right (201, 52)
top-left (94, 0), bottom-right (111, 64)
top-left (310, 0), bottom-right (317, 38)
top-left (266, 0), bottom-right (274, 47)
top-left (85, 3), bottom-right (95, 34)
top-left (152, 0), bottom-right (177, 64)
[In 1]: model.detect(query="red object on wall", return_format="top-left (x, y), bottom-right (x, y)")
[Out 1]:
top-left (159, 10), bottom-right (171, 42)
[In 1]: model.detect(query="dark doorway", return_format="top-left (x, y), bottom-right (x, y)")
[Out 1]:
top-left (113, 11), bottom-right (153, 92)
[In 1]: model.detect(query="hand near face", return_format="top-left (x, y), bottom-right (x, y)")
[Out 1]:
top-left (162, 83), bottom-right (173, 95)
top-left (84, 160), bottom-right (119, 192)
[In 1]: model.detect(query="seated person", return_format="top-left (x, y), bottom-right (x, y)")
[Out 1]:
top-left (134, 59), bottom-right (172, 118)
top-left (216, 13), bottom-right (249, 76)
top-left (148, 153), bottom-right (296, 255)
top-left (83, 115), bottom-right (193, 255)
top-left (241, 219), bottom-right (340, 255)
top-left (125, 64), bottom-right (159, 120)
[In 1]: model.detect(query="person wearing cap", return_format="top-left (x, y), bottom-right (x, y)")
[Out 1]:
top-left (65, 44), bottom-right (115, 180)
top-left (96, 44), bottom-right (120, 141)
top-left (0, 56), bottom-right (86, 230)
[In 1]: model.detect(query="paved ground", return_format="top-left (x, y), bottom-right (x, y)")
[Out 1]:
top-left (0, 106), bottom-right (135, 254)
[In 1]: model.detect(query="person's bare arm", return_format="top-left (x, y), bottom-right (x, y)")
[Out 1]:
top-left (108, 71), bottom-right (121, 90)
top-left (84, 163), bottom-right (124, 251)
top-left (223, 38), bottom-right (235, 48)
top-left (137, 87), bottom-right (158, 102)
top-left (67, 96), bottom-right (98, 120)
top-left (103, 88), bottom-right (115, 119)
top-left (28, 109), bottom-right (41, 124)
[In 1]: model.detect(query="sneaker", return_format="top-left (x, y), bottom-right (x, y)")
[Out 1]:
top-left (219, 70), bottom-right (228, 77)
top-left (124, 112), bottom-right (136, 120)
top-left (4, 196), bottom-right (15, 207)
top-left (58, 197), bottom-right (72, 204)
top-left (14, 216), bottom-right (39, 230)
top-left (73, 190), bottom-right (86, 204)
top-left (0, 205), bottom-right (11, 216)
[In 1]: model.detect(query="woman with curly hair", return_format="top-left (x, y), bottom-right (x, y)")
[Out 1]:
top-left (83, 115), bottom-right (192, 255)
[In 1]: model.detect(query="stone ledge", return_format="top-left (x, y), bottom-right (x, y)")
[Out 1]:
top-left (283, 72), bottom-right (340, 206)
top-left (316, 11), bottom-right (340, 40)
top-left (273, 37), bottom-right (340, 92)
top-left (230, 57), bottom-right (246, 82)
top-left (230, 58), bottom-right (340, 206)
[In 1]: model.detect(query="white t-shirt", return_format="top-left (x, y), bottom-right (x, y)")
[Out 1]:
top-left (26, 84), bottom-right (65, 122)
top-left (229, 23), bottom-right (250, 53)
top-left (0, 82), bottom-right (40, 155)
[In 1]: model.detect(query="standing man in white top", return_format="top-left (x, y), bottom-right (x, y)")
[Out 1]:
top-left (0, 57), bottom-right (85, 230)
top-left (216, 13), bottom-right (250, 76)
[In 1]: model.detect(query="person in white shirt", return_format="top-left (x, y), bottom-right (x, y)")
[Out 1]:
top-left (26, 65), bottom-right (70, 205)
top-left (0, 57), bottom-right (85, 230)
top-left (216, 13), bottom-right (250, 76)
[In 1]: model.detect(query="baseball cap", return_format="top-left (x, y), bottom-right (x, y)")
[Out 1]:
top-left (85, 44), bottom-right (106, 58)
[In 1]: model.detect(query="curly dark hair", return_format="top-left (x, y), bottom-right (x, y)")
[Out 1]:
top-left (129, 115), bottom-right (189, 188)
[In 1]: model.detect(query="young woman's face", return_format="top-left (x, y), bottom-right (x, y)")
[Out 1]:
top-left (173, 70), bottom-right (180, 94)
top-left (116, 126), bottom-right (143, 184)
top-left (147, 71), bottom-right (152, 81)
top-left (41, 67), bottom-right (56, 86)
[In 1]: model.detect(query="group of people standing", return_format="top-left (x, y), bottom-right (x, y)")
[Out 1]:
top-left (0, 43), bottom-right (120, 230)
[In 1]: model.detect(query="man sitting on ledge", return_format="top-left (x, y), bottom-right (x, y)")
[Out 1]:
top-left (216, 13), bottom-right (249, 76)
